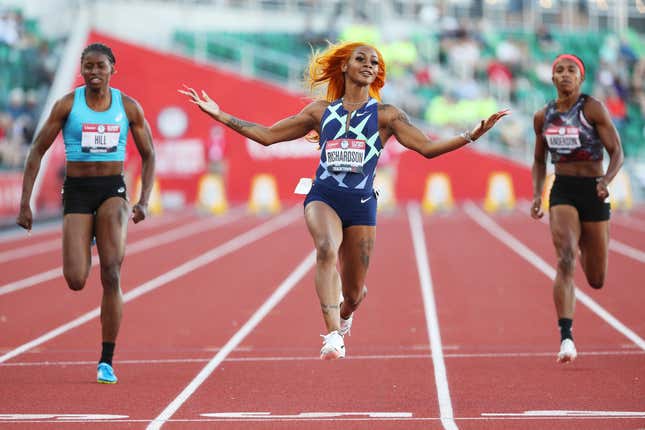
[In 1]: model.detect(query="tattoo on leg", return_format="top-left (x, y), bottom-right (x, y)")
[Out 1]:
top-left (320, 303), bottom-right (339, 315)
top-left (359, 237), bottom-right (374, 268)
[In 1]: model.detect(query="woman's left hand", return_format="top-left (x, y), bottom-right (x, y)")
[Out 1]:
top-left (132, 202), bottom-right (148, 224)
top-left (596, 177), bottom-right (610, 201)
top-left (470, 109), bottom-right (511, 140)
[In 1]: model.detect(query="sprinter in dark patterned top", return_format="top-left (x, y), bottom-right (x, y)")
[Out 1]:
top-left (181, 41), bottom-right (508, 360)
top-left (531, 54), bottom-right (624, 364)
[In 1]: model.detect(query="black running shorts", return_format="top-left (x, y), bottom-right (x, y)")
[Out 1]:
top-left (62, 175), bottom-right (128, 215)
top-left (549, 175), bottom-right (610, 222)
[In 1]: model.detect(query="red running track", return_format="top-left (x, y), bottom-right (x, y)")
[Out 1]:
top-left (0, 203), bottom-right (643, 429)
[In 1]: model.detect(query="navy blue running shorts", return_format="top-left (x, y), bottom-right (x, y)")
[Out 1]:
top-left (62, 175), bottom-right (128, 215)
top-left (304, 180), bottom-right (377, 228)
top-left (549, 175), bottom-right (610, 222)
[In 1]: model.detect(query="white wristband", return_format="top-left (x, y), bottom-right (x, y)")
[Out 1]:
top-left (460, 130), bottom-right (475, 143)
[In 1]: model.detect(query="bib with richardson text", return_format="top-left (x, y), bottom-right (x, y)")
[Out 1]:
top-left (544, 126), bottom-right (581, 152)
top-left (81, 123), bottom-right (120, 153)
top-left (325, 139), bottom-right (365, 173)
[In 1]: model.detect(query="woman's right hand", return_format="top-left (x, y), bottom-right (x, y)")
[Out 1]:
top-left (178, 85), bottom-right (221, 118)
top-left (530, 197), bottom-right (544, 219)
top-left (16, 205), bottom-right (33, 231)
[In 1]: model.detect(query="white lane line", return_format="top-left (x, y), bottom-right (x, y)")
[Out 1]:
top-left (3, 349), bottom-right (643, 367)
top-left (146, 250), bottom-right (316, 430)
top-left (0, 211), bottom-right (184, 264)
top-left (0, 207), bottom-right (301, 364)
top-left (609, 240), bottom-right (645, 263)
top-left (464, 202), bottom-right (645, 352)
top-left (515, 201), bottom-right (645, 263)
top-left (0, 239), bottom-right (60, 263)
top-left (201, 412), bottom-right (413, 419)
top-left (407, 203), bottom-right (458, 430)
top-left (482, 410), bottom-right (645, 417)
top-left (0, 208), bottom-right (245, 296)
top-left (0, 220), bottom-right (61, 242)
top-left (0, 414), bottom-right (129, 420)
top-left (0, 210), bottom-right (181, 244)
top-left (1, 415), bottom-right (643, 423)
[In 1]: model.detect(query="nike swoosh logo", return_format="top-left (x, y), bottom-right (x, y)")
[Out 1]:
top-left (360, 196), bottom-right (372, 203)
top-left (117, 187), bottom-right (125, 193)
top-left (355, 111), bottom-right (369, 117)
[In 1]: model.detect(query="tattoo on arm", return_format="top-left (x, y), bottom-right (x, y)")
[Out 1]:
top-left (227, 116), bottom-right (256, 132)
top-left (394, 112), bottom-right (411, 125)
top-left (379, 104), bottom-right (411, 133)
top-left (320, 303), bottom-right (340, 315)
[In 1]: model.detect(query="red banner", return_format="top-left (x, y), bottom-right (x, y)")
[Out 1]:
top-left (0, 171), bottom-right (22, 217)
top-left (396, 146), bottom-right (532, 200)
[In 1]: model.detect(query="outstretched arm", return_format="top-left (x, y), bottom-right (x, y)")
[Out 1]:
top-left (384, 104), bottom-right (509, 158)
top-left (123, 95), bottom-right (155, 223)
top-left (16, 94), bottom-right (72, 231)
top-left (178, 85), bottom-right (321, 145)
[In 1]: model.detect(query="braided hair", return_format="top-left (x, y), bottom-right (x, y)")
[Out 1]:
top-left (81, 43), bottom-right (116, 66)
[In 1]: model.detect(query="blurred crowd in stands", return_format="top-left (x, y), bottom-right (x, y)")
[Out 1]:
top-left (173, 3), bottom-right (645, 163)
top-left (323, 13), bottom-right (645, 161)
top-left (2, 2), bottom-right (645, 173)
top-left (0, 7), bottom-right (61, 171)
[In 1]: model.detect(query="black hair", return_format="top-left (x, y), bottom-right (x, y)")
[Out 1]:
top-left (81, 43), bottom-right (116, 65)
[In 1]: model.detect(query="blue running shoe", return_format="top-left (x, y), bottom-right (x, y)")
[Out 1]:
top-left (97, 362), bottom-right (118, 384)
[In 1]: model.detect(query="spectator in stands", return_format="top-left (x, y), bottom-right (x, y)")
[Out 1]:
top-left (0, 112), bottom-right (22, 168)
top-left (487, 59), bottom-right (513, 103)
top-left (446, 27), bottom-right (481, 81)
top-left (602, 86), bottom-right (628, 130)
top-left (6, 87), bottom-right (26, 120)
top-left (632, 58), bottom-right (645, 117)
top-left (0, 9), bottom-right (22, 46)
top-left (16, 42), bottom-right (156, 385)
top-left (180, 41), bottom-right (508, 361)
top-left (535, 24), bottom-right (558, 54)
top-left (530, 54), bottom-right (624, 364)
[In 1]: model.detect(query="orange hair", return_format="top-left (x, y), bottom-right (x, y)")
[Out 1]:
top-left (306, 41), bottom-right (386, 102)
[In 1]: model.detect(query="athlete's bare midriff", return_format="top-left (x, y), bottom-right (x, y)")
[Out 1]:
top-left (554, 159), bottom-right (604, 177)
top-left (66, 161), bottom-right (123, 177)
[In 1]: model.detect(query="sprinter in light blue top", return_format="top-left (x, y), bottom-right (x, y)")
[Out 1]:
top-left (17, 43), bottom-right (156, 385)
top-left (180, 41), bottom-right (508, 362)
top-left (63, 86), bottom-right (129, 161)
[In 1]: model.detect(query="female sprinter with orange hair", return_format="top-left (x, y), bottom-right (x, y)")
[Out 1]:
top-left (180, 42), bottom-right (508, 359)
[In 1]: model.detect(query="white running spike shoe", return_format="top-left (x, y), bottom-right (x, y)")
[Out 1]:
top-left (557, 338), bottom-right (577, 363)
top-left (320, 331), bottom-right (345, 360)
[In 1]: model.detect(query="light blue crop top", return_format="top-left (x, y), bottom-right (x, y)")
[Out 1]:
top-left (62, 86), bottom-right (129, 162)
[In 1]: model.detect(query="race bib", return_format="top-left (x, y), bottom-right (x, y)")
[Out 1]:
top-left (81, 123), bottom-right (120, 153)
top-left (544, 126), bottom-right (581, 152)
top-left (325, 139), bottom-right (365, 173)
